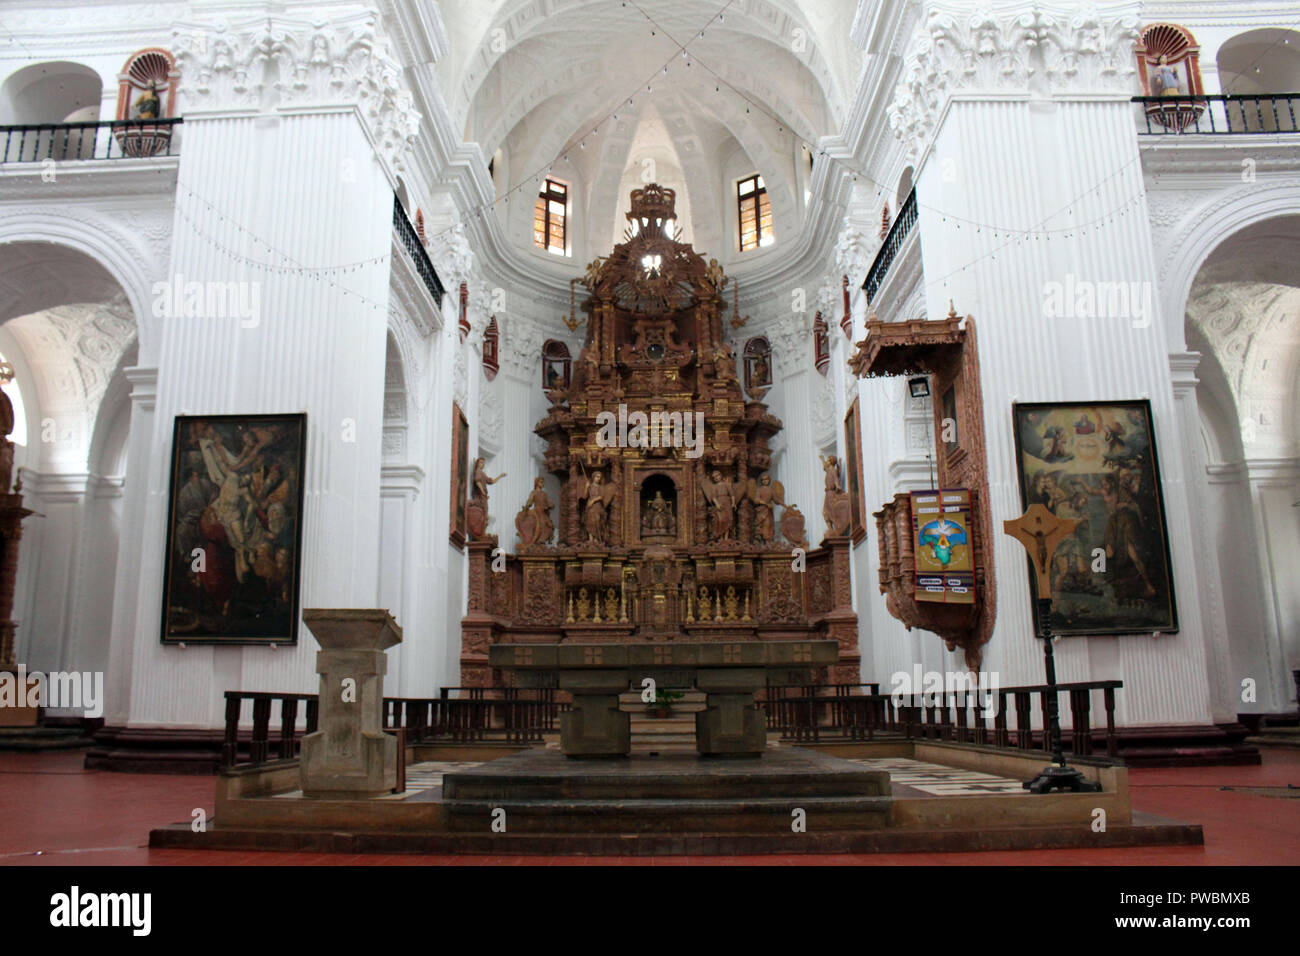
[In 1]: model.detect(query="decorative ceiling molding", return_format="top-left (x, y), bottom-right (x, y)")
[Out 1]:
top-left (172, 10), bottom-right (420, 176)
top-left (888, 1), bottom-right (1141, 160)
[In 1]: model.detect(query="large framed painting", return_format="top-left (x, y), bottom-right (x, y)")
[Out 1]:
top-left (450, 402), bottom-right (469, 548)
top-left (844, 397), bottom-right (867, 543)
top-left (1012, 400), bottom-right (1178, 636)
top-left (160, 413), bottom-right (307, 645)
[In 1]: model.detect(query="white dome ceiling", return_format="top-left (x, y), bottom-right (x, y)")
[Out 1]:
top-left (437, 0), bottom-right (859, 266)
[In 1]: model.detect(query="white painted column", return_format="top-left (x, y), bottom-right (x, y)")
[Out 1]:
top-left (110, 14), bottom-right (419, 728)
top-left (898, 1), bottom-right (1217, 726)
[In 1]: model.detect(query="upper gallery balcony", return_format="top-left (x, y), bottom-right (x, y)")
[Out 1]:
top-left (1133, 93), bottom-right (1300, 136)
top-left (0, 118), bottom-right (182, 164)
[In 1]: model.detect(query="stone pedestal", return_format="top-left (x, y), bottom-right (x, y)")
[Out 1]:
top-left (559, 671), bottom-right (630, 757)
top-left (300, 609), bottom-right (402, 798)
top-left (695, 668), bottom-right (767, 756)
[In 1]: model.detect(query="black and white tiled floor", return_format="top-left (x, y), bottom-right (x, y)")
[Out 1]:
top-left (403, 761), bottom-right (484, 792)
top-left (849, 757), bottom-right (1025, 796)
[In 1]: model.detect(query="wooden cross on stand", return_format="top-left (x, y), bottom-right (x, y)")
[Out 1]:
top-left (1002, 503), bottom-right (1101, 794)
top-left (1002, 503), bottom-right (1078, 600)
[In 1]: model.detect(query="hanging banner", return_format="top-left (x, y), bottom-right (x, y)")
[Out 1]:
top-left (911, 489), bottom-right (975, 605)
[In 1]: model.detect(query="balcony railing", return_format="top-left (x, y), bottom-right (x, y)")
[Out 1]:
top-left (1134, 93), bottom-right (1300, 135)
top-left (863, 186), bottom-right (917, 305)
top-left (0, 118), bottom-right (183, 163)
top-left (393, 194), bottom-right (446, 307)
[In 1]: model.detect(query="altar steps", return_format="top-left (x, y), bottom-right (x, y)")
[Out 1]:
top-left (620, 690), bottom-right (703, 754)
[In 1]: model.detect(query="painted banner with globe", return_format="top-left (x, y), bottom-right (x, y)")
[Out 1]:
top-left (910, 489), bottom-right (975, 605)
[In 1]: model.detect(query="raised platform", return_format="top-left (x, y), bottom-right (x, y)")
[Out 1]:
top-left (148, 740), bottom-right (1205, 856)
top-left (442, 748), bottom-right (891, 833)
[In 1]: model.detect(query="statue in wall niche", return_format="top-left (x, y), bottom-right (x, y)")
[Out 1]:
top-left (515, 477), bottom-right (555, 549)
top-left (0, 362), bottom-right (15, 494)
top-left (641, 490), bottom-right (675, 535)
top-left (467, 457), bottom-right (506, 539)
top-left (820, 454), bottom-right (853, 538)
top-left (699, 464), bottom-right (745, 542)
top-left (575, 467), bottom-right (617, 545)
top-left (747, 472), bottom-right (786, 544)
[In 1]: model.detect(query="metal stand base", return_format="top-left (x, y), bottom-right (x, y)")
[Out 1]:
top-left (1023, 763), bottom-right (1103, 794)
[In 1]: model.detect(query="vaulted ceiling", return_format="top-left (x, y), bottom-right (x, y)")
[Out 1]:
top-left (436, 0), bottom-right (861, 266)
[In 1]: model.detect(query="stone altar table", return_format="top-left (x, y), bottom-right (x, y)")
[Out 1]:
top-left (489, 640), bottom-right (838, 757)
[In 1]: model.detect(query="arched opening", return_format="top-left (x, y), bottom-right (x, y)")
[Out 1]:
top-left (639, 473), bottom-right (677, 540)
top-left (542, 339), bottom-right (571, 392)
top-left (897, 166), bottom-right (914, 209)
top-left (0, 61), bottom-right (104, 161)
top-left (1216, 29), bottom-right (1300, 131)
top-left (1184, 215), bottom-right (1300, 716)
top-left (0, 61), bottom-right (102, 125)
top-left (0, 241), bottom-right (138, 682)
top-left (743, 336), bottom-right (772, 393)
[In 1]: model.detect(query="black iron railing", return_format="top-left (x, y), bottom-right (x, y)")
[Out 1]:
top-left (393, 195), bottom-right (445, 307)
top-left (1134, 93), bottom-right (1300, 135)
top-left (0, 118), bottom-right (182, 163)
top-left (863, 186), bottom-right (917, 304)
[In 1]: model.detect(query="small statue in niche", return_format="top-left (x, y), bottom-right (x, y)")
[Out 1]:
top-left (132, 81), bottom-right (162, 120)
top-left (641, 490), bottom-right (675, 535)
top-left (820, 454), bottom-right (852, 538)
top-left (575, 466), bottom-right (617, 545)
top-left (698, 464), bottom-right (745, 542)
top-left (515, 476), bottom-right (555, 548)
top-left (746, 472), bottom-right (786, 545)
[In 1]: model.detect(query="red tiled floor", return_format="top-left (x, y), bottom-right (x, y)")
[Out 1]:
top-left (1, 748), bottom-right (1297, 865)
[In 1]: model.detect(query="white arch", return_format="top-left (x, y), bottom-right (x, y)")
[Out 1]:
top-left (1158, 181), bottom-right (1300, 349)
top-left (0, 211), bottom-right (158, 361)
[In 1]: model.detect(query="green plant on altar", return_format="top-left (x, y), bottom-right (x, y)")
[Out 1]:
top-left (647, 687), bottom-right (685, 717)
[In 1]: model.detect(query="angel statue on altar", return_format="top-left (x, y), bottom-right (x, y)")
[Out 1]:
top-left (575, 465), bottom-right (618, 545)
top-left (747, 472), bottom-right (787, 544)
top-left (699, 464), bottom-right (746, 542)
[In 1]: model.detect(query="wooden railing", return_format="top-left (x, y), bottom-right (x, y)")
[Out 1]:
top-left (766, 680), bottom-right (1122, 758)
top-left (221, 687), bottom-right (566, 770)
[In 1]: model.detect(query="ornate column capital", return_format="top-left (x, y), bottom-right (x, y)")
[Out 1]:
top-left (888, 1), bottom-right (1140, 158)
top-left (172, 11), bottom-right (420, 174)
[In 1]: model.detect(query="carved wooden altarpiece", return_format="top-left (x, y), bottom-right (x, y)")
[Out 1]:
top-left (461, 186), bottom-right (860, 687)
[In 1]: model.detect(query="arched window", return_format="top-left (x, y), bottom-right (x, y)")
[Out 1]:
top-left (535, 179), bottom-right (568, 254)
top-left (813, 313), bottom-right (830, 377)
top-left (483, 316), bottom-right (500, 381)
top-left (542, 340), bottom-right (571, 392)
top-left (743, 336), bottom-right (772, 392)
top-left (737, 174), bottom-right (773, 251)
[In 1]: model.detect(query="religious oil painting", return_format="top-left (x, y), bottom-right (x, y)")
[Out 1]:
top-left (1012, 400), bottom-right (1178, 636)
top-left (161, 414), bottom-right (307, 645)
top-left (450, 402), bottom-right (470, 548)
